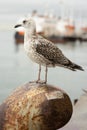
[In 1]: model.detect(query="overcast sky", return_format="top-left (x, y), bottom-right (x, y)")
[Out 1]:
top-left (0, 0), bottom-right (87, 21)
top-left (0, 0), bottom-right (87, 13)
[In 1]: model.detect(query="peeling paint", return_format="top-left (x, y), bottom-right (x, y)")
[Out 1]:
top-left (0, 83), bottom-right (73, 130)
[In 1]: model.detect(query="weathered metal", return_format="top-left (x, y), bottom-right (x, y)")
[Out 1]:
top-left (0, 82), bottom-right (73, 130)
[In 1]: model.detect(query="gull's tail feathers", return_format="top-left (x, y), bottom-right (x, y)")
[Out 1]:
top-left (66, 60), bottom-right (84, 71)
top-left (72, 63), bottom-right (84, 71)
top-left (56, 60), bottom-right (84, 71)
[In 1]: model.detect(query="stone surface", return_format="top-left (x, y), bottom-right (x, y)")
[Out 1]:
top-left (0, 82), bottom-right (73, 130)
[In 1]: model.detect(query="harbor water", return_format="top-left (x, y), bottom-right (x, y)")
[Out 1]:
top-left (0, 28), bottom-right (87, 104)
top-left (1, 4), bottom-right (87, 104)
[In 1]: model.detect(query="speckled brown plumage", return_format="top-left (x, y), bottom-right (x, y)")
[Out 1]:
top-left (35, 36), bottom-right (71, 66)
top-left (15, 18), bottom-right (84, 83)
top-left (32, 35), bottom-right (84, 71)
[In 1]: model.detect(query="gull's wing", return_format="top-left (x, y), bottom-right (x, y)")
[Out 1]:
top-left (34, 35), bottom-right (84, 71)
top-left (35, 35), bottom-right (69, 65)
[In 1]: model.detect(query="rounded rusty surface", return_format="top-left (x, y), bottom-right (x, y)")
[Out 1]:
top-left (0, 82), bottom-right (73, 130)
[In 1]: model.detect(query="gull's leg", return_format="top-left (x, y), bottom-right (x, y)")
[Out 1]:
top-left (30, 65), bottom-right (48, 84)
top-left (45, 65), bottom-right (48, 84)
top-left (29, 64), bottom-right (41, 83)
top-left (37, 64), bottom-right (41, 82)
top-left (38, 65), bottom-right (48, 84)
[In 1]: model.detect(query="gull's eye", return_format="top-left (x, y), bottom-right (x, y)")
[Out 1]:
top-left (23, 20), bottom-right (27, 24)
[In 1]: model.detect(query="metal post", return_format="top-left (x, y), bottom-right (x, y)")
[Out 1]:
top-left (0, 82), bottom-right (73, 130)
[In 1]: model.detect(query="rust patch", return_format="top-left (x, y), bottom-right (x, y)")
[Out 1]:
top-left (0, 103), bottom-right (8, 130)
top-left (40, 92), bottom-right (73, 130)
top-left (0, 82), bottom-right (73, 130)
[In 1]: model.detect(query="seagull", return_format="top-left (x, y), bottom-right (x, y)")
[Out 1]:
top-left (14, 18), bottom-right (84, 84)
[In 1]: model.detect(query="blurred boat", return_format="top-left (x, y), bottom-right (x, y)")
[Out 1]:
top-left (80, 27), bottom-right (87, 41)
top-left (14, 11), bottom-right (83, 47)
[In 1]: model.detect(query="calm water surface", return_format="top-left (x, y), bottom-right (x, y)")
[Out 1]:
top-left (0, 30), bottom-right (87, 104)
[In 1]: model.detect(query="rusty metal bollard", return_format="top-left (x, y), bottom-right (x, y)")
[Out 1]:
top-left (0, 82), bottom-right (73, 130)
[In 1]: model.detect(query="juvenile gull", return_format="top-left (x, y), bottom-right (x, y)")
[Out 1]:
top-left (14, 18), bottom-right (84, 84)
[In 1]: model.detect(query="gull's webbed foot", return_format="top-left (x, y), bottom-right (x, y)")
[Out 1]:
top-left (29, 80), bottom-right (47, 84)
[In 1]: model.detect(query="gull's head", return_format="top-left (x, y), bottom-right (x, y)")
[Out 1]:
top-left (14, 18), bottom-right (36, 29)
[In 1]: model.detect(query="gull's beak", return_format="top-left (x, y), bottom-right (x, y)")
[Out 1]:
top-left (14, 24), bottom-right (22, 28)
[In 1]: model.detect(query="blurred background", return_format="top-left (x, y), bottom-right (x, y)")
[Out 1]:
top-left (0, 0), bottom-right (87, 105)
top-left (1, 0), bottom-right (87, 129)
